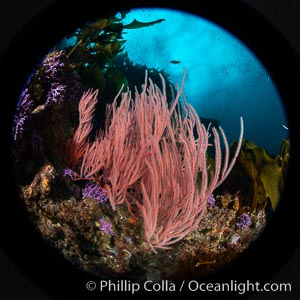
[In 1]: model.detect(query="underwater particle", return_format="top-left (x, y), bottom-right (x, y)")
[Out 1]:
top-left (13, 88), bottom-right (34, 140)
top-left (63, 168), bottom-right (76, 180)
top-left (82, 182), bottom-right (108, 204)
top-left (207, 194), bottom-right (216, 207)
top-left (281, 124), bottom-right (288, 130)
top-left (99, 218), bottom-right (113, 235)
top-left (237, 213), bottom-right (252, 229)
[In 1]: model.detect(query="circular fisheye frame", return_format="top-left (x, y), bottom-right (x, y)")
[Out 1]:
top-left (1, 0), bottom-right (300, 298)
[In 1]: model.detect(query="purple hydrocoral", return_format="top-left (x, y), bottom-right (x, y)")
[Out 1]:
top-left (40, 50), bottom-right (83, 106)
top-left (13, 88), bottom-right (34, 140)
top-left (45, 82), bottom-right (67, 105)
top-left (207, 194), bottom-right (216, 207)
top-left (82, 182), bottom-right (108, 204)
top-left (13, 49), bottom-right (84, 141)
top-left (63, 168), bottom-right (76, 180)
top-left (99, 218), bottom-right (113, 235)
top-left (42, 50), bottom-right (65, 79)
top-left (40, 50), bottom-right (84, 105)
top-left (237, 213), bottom-right (252, 229)
top-left (40, 50), bottom-right (67, 106)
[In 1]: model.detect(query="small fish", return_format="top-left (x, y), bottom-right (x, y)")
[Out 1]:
top-left (32, 104), bottom-right (45, 114)
top-left (232, 198), bottom-right (239, 211)
top-left (128, 217), bottom-right (138, 224)
top-left (124, 18), bottom-right (165, 29)
top-left (169, 60), bottom-right (181, 64)
top-left (195, 261), bottom-right (215, 267)
top-left (282, 124), bottom-right (289, 130)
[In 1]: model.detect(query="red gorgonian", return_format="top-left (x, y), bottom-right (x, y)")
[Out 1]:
top-left (65, 70), bottom-right (244, 253)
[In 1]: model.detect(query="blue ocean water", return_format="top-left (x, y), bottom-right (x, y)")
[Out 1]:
top-left (121, 8), bottom-right (288, 156)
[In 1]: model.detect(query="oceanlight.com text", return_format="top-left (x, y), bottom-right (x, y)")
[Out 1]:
top-left (187, 280), bottom-right (292, 294)
top-left (86, 279), bottom-right (292, 294)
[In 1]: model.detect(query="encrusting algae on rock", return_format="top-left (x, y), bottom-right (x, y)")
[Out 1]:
top-left (21, 160), bottom-right (267, 281)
